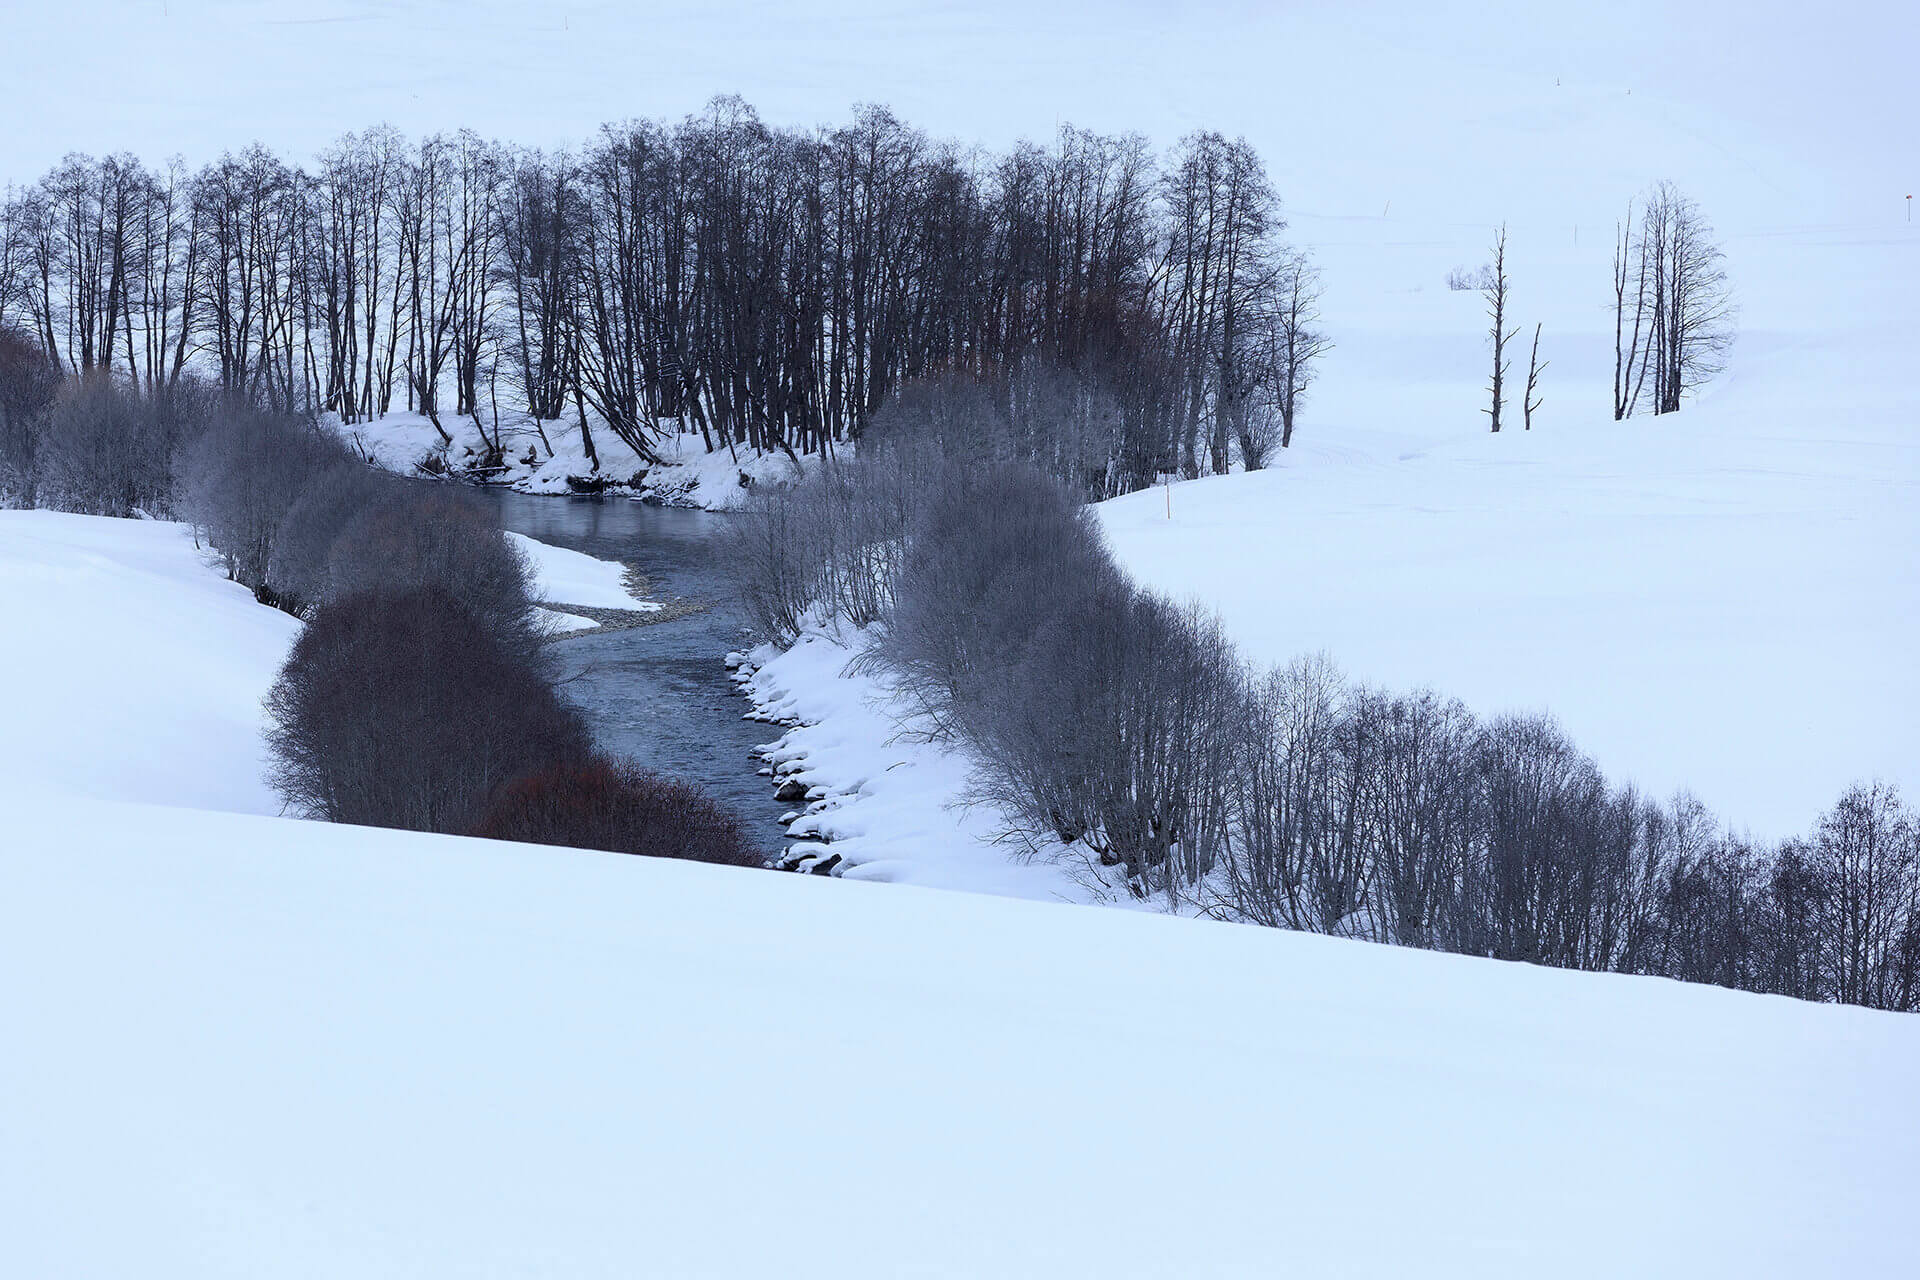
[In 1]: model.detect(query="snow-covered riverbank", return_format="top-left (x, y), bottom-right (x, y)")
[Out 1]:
top-left (732, 621), bottom-right (1095, 903)
top-left (332, 412), bottom-right (812, 512)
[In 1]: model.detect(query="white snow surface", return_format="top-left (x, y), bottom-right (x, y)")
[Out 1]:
top-left (4, 794), bottom-right (1917, 1278)
top-left (3, 436), bottom-right (1916, 1280)
top-left (505, 531), bottom-right (657, 613)
top-left (0, 510), bottom-right (300, 815)
top-left (335, 412), bottom-right (810, 510)
top-left (739, 622), bottom-right (1092, 902)
top-left (6, 6), bottom-right (1918, 1271)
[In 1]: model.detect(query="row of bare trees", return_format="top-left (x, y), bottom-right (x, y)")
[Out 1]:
top-left (734, 379), bottom-right (1916, 1011)
top-left (0, 100), bottom-right (1330, 493)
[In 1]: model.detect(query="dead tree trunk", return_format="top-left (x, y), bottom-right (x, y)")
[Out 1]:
top-left (1483, 225), bottom-right (1515, 433)
top-left (1523, 323), bottom-right (1545, 430)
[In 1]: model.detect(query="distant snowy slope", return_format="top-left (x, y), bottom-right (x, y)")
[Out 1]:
top-left (1100, 219), bottom-right (1920, 837)
top-left (4, 794), bottom-right (1916, 1279)
top-left (9, 3), bottom-right (1908, 230)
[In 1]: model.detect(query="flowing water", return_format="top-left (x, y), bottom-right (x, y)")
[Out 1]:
top-left (481, 491), bottom-right (786, 848)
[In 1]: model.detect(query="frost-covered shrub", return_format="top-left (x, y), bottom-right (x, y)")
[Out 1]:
top-left (1446, 264), bottom-right (1491, 291)
top-left (969, 583), bottom-right (1242, 899)
top-left (0, 326), bottom-right (61, 506)
top-left (267, 462), bottom-right (397, 614)
top-left (326, 489), bottom-right (545, 661)
top-left (727, 444), bottom-right (941, 647)
top-left (176, 401), bottom-right (342, 601)
top-left (265, 587), bottom-right (591, 834)
top-left (37, 373), bottom-right (193, 518)
top-left (859, 371), bottom-right (1013, 464)
top-left (875, 462), bottom-right (1120, 736)
top-left (472, 756), bottom-right (764, 867)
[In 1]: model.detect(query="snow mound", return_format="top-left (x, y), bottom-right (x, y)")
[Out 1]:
top-left (332, 413), bottom-right (812, 510)
top-left (506, 531), bottom-right (658, 612)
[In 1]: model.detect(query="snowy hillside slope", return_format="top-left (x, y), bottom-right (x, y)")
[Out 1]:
top-left (0, 511), bottom-right (300, 815)
top-left (1101, 219), bottom-right (1919, 839)
top-left (6, 794), bottom-right (1917, 1280)
top-left (7, 4), bottom-right (1906, 232)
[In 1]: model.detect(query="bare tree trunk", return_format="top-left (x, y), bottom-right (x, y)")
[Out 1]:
top-left (1523, 323), bottom-right (1545, 430)
top-left (1482, 225), bottom-right (1513, 433)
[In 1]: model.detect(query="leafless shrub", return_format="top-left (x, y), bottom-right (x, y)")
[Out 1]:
top-left (874, 462), bottom-right (1120, 737)
top-left (969, 585), bottom-right (1243, 905)
top-left (37, 374), bottom-right (185, 517)
top-left (267, 462), bottom-right (399, 613)
top-left (0, 325), bottom-right (60, 505)
top-left (1219, 654), bottom-right (1361, 933)
top-left (325, 489), bottom-right (545, 661)
top-left (1807, 781), bottom-right (1918, 1008)
top-left (264, 587), bottom-right (591, 833)
top-left (175, 400), bottom-right (342, 601)
top-left (1446, 264), bottom-right (1490, 291)
top-left (860, 371), bottom-right (1014, 463)
top-left (472, 756), bottom-right (765, 868)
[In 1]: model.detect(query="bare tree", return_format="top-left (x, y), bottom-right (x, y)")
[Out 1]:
top-left (1812, 782), bottom-right (1917, 1008)
top-left (1523, 322), bottom-right (1545, 430)
top-left (1613, 184), bottom-right (1734, 418)
top-left (1611, 206), bottom-right (1648, 420)
top-left (1482, 225), bottom-right (1515, 433)
top-left (1261, 249), bottom-right (1331, 455)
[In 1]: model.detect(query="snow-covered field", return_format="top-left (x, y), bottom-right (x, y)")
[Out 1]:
top-left (8, 790), bottom-right (1919, 1279)
top-left (0, 511), bottom-right (301, 815)
top-left (0, 512), bottom-right (646, 791)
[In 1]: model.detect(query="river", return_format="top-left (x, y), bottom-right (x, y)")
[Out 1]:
top-left (482, 491), bottom-right (786, 850)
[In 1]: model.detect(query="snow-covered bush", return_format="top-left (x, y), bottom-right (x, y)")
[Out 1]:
top-left (472, 757), bottom-right (764, 868)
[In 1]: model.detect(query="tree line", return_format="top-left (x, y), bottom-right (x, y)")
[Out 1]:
top-left (735, 376), bottom-right (1917, 1013)
top-left (0, 99), bottom-right (1328, 497)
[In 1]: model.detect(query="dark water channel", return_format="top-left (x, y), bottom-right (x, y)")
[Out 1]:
top-left (481, 491), bottom-right (786, 848)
